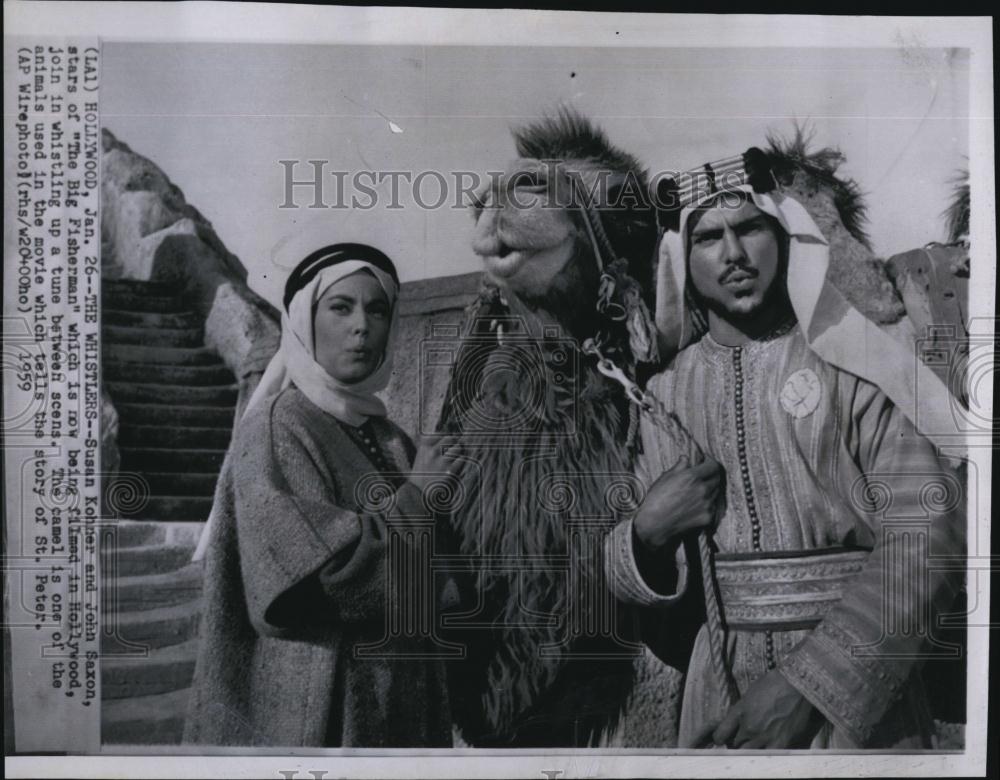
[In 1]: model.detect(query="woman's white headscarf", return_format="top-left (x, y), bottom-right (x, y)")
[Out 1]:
top-left (654, 183), bottom-right (964, 456)
top-left (246, 257), bottom-right (400, 426)
top-left (192, 241), bottom-right (400, 562)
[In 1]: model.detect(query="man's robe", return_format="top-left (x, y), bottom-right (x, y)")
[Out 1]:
top-left (184, 386), bottom-right (451, 747)
top-left (608, 324), bottom-right (965, 748)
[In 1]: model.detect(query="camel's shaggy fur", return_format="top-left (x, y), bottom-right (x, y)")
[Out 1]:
top-left (438, 111), bottom-right (667, 746)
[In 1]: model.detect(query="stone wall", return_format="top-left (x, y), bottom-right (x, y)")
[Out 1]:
top-left (101, 130), bottom-right (281, 410)
top-left (386, 273), bottom-right (482, 438)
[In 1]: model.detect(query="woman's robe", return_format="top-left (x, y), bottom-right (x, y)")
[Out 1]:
top-left (184, 385), bottom-right (451, 747)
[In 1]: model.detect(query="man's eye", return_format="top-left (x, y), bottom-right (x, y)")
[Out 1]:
top-left (693, 233), bottom-right (717, 245)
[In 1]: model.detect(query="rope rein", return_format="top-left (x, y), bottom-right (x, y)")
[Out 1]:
top-left (698, 533), bottom-right (740, 710)
top-left (568, 174), bottom-right (737, 708)
top-left (583, 340), bottom-right (737, 709)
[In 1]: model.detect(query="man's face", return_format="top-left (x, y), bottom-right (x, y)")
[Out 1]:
top-left (687, 199), bottom-right (785, 321)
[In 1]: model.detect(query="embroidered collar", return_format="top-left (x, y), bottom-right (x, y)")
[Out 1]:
top-left (697, 317), bottom-right (798, 360)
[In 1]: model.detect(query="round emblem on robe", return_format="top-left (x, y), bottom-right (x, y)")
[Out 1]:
top-left (780, 368), bottom-right (822, 419)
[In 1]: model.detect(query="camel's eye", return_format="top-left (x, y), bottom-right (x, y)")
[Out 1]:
top-left (510, 171), bottom-right (547, 191)
top-left (469, 185), bottom-right (493, 215)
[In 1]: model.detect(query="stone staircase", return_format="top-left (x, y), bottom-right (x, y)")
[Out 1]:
top-left (103, 278), bottom-right (236, 526)
top-left (101, 522), bottom-right (203, 745)
top-left (101, 278), bottom-right (235, 744)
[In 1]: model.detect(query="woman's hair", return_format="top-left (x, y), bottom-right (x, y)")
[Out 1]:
top-left (283, 242), bottom-right (399, 311)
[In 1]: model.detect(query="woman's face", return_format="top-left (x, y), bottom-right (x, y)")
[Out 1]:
top-left (313, 271), bottom-right (391, 383)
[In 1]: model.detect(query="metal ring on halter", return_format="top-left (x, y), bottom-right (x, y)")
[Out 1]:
top-left (596, 299), bottom-right (628, 321)
top-left (625, 385), bottom-right (646, 406)
top-left (594, 356), bottom-right (646, 404)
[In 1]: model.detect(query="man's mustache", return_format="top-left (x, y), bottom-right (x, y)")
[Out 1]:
top-left (719, 264), bottom-right (759, 284)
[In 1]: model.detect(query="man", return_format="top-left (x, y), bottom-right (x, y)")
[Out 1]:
top-left (605, 176), bottom-right (965, 749)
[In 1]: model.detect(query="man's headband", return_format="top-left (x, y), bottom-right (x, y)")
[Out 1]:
top-left (655, 147), bottom-right (777, 232)
top-left (282, 242), bottom-right (400, 311)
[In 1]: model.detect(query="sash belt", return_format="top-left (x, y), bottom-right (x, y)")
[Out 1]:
top-left (713, 547), bottom-right (869, 632)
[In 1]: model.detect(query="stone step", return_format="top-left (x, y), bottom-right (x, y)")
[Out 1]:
top-left (102, 325), bottom-right (203, 348)
top-left (103, 309), bottom-right (202, 329)
top-left (101, 686), bottom-right (189, 745)
top-left (118, 424), bottom-right (233, 449)
top-left (101, 599), bottom-right (202, 651)
top-left (103, 543), bottom-right (198, 578)
top-left (102, 290), bottom-right (190, 313)
top-left (116, 403), bottom-right (236, 428)
top-left (103, 520), bottom-right (205, 549)
top-left (105, 521), bottom-right (168, 548)
top-left (144, 472), bottom-right (220, 497)
top-left (106, 381), bottom-right (237, 406)
top-left (125, 495), bottom-right (214, 522)
top-left (103, 562), bottom-right (204, 613)
top-left (104, 279), bottom-right (179, 298)
top-left (104, 342), bottom-right (219, 365)
top-left (104, 362), bottom-right (235, 386)
top-left (121, 447), bottom-right (226, 473)
top-left (102, 637), bottom-right (199, 700)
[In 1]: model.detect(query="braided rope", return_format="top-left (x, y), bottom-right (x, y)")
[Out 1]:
top-left (574, 190), bottom-right (737, 709)
top-left (584, 202), bottom-right (619, 267)
top-left (638, 390), bottom-right (739, 710)
top-left (698, 532), bottom-right (739, 710)
top-left (569, 174), bottom-right (619, 274)
top-left (625, 399), bottom-right (640, 451)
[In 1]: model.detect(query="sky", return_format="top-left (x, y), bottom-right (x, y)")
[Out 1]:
top-left (101, 42), bottom-right (971, 306)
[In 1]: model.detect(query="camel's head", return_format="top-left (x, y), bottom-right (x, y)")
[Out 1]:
top-left (471, 155), bottom-right (581, 294)
top-left (470, 110), bottom-right (657, 317)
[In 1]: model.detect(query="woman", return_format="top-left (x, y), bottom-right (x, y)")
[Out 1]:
top-left (184, 240), bottom-right (459, 748)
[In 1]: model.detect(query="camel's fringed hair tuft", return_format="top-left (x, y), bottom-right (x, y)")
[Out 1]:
top-left (764, 123), bottom-right (905, 324)
top-left (513, 106), bottom-right (647, 179)
top-left (766, 124), bottom-right (872, 250)
top-left (944, 168), bottom-right (970, 244)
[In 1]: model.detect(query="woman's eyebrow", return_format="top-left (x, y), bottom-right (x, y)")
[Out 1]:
top-left (322, 293), bottom-right (355, 304)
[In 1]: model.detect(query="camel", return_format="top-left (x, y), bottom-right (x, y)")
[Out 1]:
top-left (435, 110), bottom-right (969, 747)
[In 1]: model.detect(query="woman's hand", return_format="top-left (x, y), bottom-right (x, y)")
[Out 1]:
top-left (408, 434), bottom-right (466, 494)
top-left (633, 457), bottom-right (724, 555)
